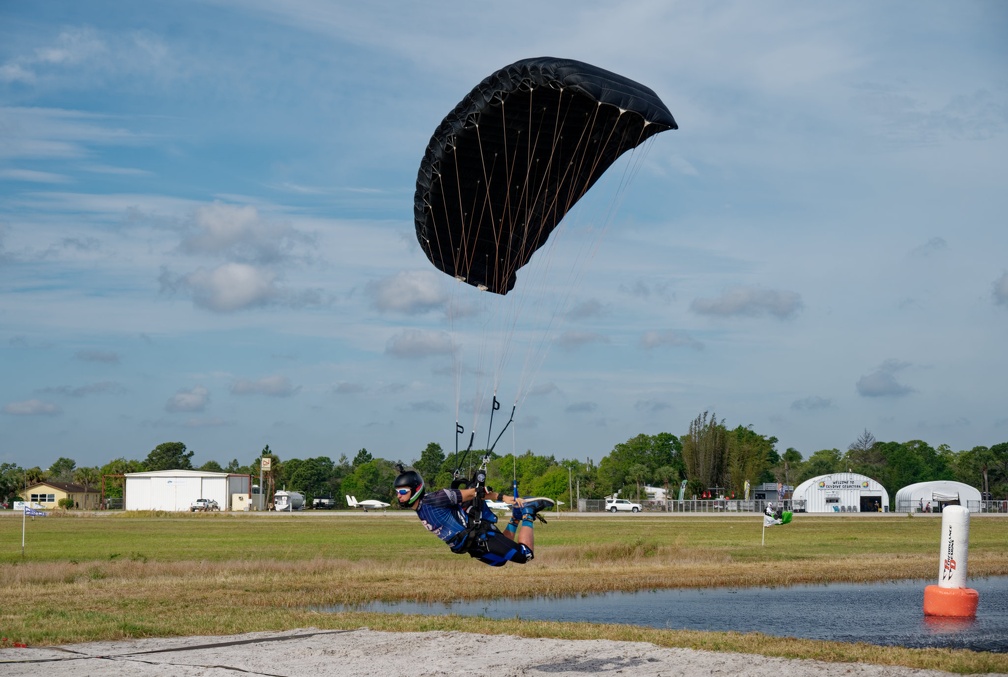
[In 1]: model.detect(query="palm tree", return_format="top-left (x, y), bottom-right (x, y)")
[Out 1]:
top-left (73, 466), bottom-right (100, 509)
top-left (654, 465), bottom-right (678, 510)
top-left (626, 464), bottom-right (649, 503)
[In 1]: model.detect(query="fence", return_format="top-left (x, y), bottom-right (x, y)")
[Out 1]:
top-left (895, 499), bottom-right (1008, 514)
top-left (580, 498), bottom-right (797, 513)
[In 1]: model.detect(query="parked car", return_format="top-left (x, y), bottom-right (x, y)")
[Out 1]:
top-left (606, 498), bottom-right (642, 513)
top-left (190, 498), bottom-right (220, 512)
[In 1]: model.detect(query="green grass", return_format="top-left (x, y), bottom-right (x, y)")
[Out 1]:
top-left (2, 511), bottom-right (1007, 673)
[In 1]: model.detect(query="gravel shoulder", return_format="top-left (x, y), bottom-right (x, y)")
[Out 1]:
top-left (2, 628), bottom-right (1003, 677)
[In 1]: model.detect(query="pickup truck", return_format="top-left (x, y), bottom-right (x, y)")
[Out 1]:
top-left (190, 498), bottom-right (220, 512)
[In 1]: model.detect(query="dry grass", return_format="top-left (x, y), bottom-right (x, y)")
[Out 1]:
top-left (2, 511), bottom-right (1007, 673)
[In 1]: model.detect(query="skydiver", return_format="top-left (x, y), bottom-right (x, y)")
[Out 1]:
top-left (394, 468), bottom-right (554, 566)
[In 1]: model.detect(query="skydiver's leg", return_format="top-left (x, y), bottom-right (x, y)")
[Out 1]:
top-left (517, 517), bottom-right (534, 551)
top-left (476, 528), bottom-right (532, 566)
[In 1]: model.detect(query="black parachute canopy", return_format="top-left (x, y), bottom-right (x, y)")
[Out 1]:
top-left (414, 57), bottom-right (678, 295)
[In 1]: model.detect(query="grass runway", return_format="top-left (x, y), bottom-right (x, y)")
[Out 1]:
top-left (2, 510), bottom-right (1007, 673)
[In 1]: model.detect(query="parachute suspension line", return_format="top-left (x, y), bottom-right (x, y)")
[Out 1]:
top-left (507, 86), bottom-right (584, 403)
top-left (514, 106), bottom-right (657, 412)
top-left (487, 399), bottom-right (515, 454)
top-left (485, 394), bottom-right (500, 451)
top-left (512, 92), bottom-right (606, 405)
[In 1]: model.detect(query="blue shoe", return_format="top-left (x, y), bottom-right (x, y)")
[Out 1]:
top-left (520, 497), bottom-right (555, 523)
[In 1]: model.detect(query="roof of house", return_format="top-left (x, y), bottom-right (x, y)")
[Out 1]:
top-left (27, 480), bottom-right (100, 494)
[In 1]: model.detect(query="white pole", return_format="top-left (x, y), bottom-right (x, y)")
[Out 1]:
top-left (938, 505), bottom-right (970, 588)
top-left (22, 505), bottom-right (26, 557)
top-left (761, 522), bottom-right (765, 547)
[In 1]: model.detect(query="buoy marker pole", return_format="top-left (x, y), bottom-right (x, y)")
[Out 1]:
top-left (923, 505), bottom-right (979, 618)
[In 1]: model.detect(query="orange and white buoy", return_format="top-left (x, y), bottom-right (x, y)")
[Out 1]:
top-left (923, 505), bottom-right (979, 618)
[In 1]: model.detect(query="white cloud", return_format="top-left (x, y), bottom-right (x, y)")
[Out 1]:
top-left (231, 375), bottom-right (299, 397)
top-left (856, 360), bottom-right (913, 398)
top-left (691, 287), bottom-right (803, 320)
top-left (366, 270), bottom-right (446, 314)
top-left (994, 272), bottom-right (1008, 307)
top-left (75, 349), bottom-right (120, 364)
top-left (910, 237), bottom-right (948, 258)
top-left (791, 396), bottom-right (833, 411)
top-left (3, 399), bottom-right (61, 415)
top-left (640, 330), bottom-right (703, 350)
top-left (556, 331), bottom-right (608, 350)
top-left (0, 168), bottom-right (69, 183)
top-left (180, 203), bottom-right (310, 265)
top-left (184, 263), bottom-right (278, 312)
top-left (166, 386), bottom-right (210, 412)
top-left (385, 329), bottom-right (453, 358)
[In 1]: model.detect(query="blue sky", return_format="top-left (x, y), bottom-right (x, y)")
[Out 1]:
top-left (2, 1), bottom-right (1007, 471)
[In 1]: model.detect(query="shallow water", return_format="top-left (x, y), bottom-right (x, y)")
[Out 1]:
top-left (332, 577), bottom-right (1008, 652)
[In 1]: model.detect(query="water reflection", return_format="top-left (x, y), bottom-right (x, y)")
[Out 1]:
top-left (328, 577), bottom-right (1008, 652)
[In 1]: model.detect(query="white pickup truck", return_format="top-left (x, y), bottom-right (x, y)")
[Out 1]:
top-left (190, 498), bottom-right (220, 512)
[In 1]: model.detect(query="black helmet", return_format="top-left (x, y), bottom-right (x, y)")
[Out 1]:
top-left (394, 469), bottom-right (425, 507)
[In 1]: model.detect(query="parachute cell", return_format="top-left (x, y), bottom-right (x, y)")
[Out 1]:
top-left (414, 57), bottom-right (677, 295)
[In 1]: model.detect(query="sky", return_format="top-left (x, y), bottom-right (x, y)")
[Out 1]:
top-left (2, 1), bottom-right (1007, 472)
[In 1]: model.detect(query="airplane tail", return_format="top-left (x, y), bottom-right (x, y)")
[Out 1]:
top-left (346, 495), bottom-right (357, 507)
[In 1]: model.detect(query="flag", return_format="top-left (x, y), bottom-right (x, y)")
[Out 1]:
top-left (24, 506), bottom-right (47, 517)
top-left (763, 510), bottom-right (792, 527)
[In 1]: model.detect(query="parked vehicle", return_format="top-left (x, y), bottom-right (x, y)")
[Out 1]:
top-left (190, 498), bottom-right (220, 512)
top-left (274, 490), bottom-right (304, 511)
top-left (606, 498), bottom-right (642, 513)
top-left (312, 496), bottom-right (336, 509)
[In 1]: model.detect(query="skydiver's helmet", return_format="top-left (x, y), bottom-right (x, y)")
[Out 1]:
top-left (394, 469), bottom-right (425, 507)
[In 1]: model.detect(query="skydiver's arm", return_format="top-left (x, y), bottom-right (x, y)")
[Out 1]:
top-left (458, 487), bottom-right (524, 507)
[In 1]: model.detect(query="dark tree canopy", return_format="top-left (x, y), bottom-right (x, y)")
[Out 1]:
top-left (143, 442), bottom-right (193, 471)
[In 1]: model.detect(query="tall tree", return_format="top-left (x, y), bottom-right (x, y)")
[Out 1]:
top-left (287, 456), bottom-right (335, 503)
top-left (726, 425), bottom-right (775, 497)
top-left (72, 466), bottom-right (100, 496)
top-left (626, 463), bottom-right (649, 502)
top-left (654, 465), bottom-right (679, 503)
top-left (49, 457), bottom-right (77, 481)
top-left (845, 429), bottom-right (880, 472)
top-left (0, 463), bottom-right (25, 503)
top-left (352, 448), bottom-right (372, 468)
top-left (143, 442), bottom-right (193, 471)
top-left (414, 442), bottom-right (445, 485)
top-left (681, 411), bottom-right (728, 490)
top-left (797, 448), bottom-right (842, 482)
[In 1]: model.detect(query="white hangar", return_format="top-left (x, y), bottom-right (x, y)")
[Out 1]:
top-left (791, 472), bottom-right (889, 513)
top-left (124, 469), bottom-right (252, 511)
top-left (893, 480), bottom-right (981, 513)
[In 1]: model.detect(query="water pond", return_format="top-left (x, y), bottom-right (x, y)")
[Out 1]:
top-left (331, 576), bottom-right (1008, 652)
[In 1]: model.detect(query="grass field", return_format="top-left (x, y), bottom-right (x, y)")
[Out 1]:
top-left (2, 510), bottom-right (1007, 673)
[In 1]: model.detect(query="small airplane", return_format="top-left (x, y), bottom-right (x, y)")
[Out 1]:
top-left (485, 498), bottom-right (512, 512)
top-left (346, 495), bottom-right (390, 512)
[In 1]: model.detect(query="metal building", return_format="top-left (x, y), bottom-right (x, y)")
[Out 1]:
top-left (124, 469), bottom-right (251, 511)
top-left (791, 472), bottom-right (889, 513)
top-left (894, 480), bottom-right (981, 513)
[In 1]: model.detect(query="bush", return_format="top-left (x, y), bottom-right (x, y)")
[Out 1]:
top-left (58, 497), bottom-right (74, 510)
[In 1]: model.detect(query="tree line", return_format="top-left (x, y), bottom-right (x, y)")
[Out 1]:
top-left (2, 413), bottom-right (1006, 509)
